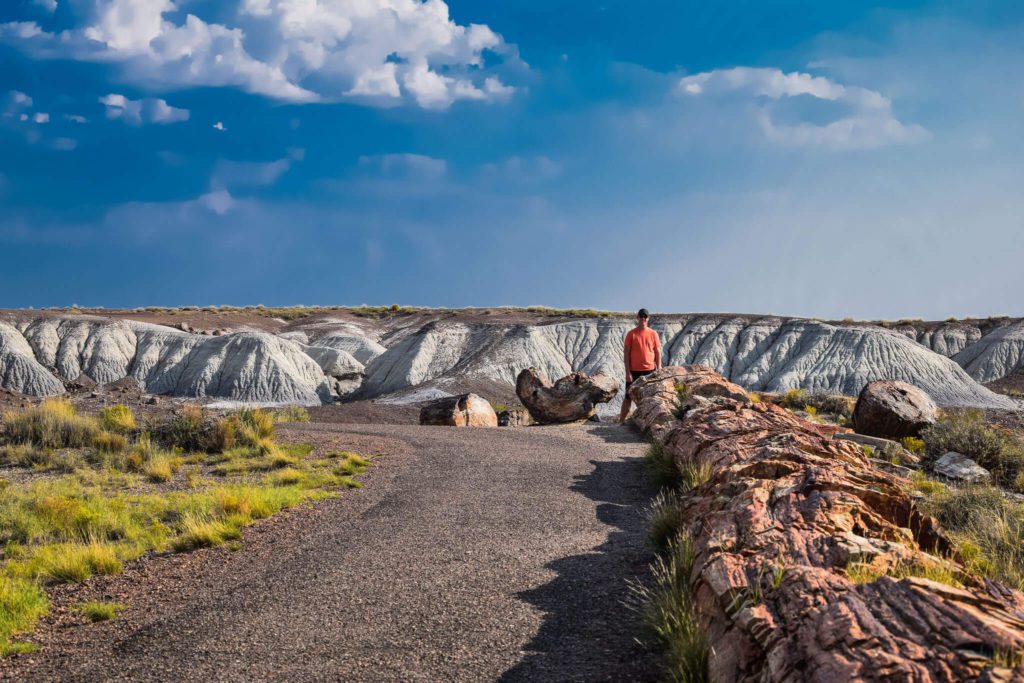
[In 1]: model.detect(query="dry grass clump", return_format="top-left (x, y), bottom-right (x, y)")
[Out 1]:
top-left (647, 490), bottom-right (681, 553)
top-left (99, 405), bottom-right (136, 433)
top-left (2, 399), bottom-right (98, 448)
top-left (76, 600), bottom-right (125, 623)
top-left (846, 558), bottom-right (964, 588)
top-left (630, 532), bottom-right (708, 682)
top-left (646, 441), bottom-right (679, 489)
top-left (921, 410), bottom-right (1024, 491)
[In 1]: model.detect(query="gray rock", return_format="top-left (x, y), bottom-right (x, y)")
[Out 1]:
top-left (933, 451), bottom-right (990, 484)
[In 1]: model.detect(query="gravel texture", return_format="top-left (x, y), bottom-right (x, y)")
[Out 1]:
top-left (3, 422), bottom-right (659, 682)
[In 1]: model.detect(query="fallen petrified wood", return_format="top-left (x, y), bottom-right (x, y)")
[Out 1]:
top-left (515, 367), bottom-right (618, 424)
top-left (630, 365), bottom-right (1024, 682)
top-left (419, 393), bottom-right (497, 427)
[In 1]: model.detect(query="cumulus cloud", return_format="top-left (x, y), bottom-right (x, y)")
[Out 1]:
top-left (33, 112), bottom-right (49, 124)
top-left (1, 0), bottom-right (518, 110)
top-left (678, 67), bottom-right (929, 150)
top-left (213, 121), bottom-right (227, 131)
top-left (100, 93), bottom-right (189, 125)
top-left (33, 0), bottom-right (58, 12)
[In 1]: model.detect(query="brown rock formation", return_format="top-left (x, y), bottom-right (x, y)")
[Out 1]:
top-left (628, 365), bottom-right (750, 440)
top-left (854, 379), bottom-right (939, 439)
top-left (515, 368), bottom-right (618, 424)
top-left (632, 365), bottom-right (1024, 682)
top-left (418, 393), bottom-right (497, 427)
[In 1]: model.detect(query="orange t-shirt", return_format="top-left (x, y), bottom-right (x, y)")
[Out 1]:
top-left (625, 327), bottom-right (661, 372)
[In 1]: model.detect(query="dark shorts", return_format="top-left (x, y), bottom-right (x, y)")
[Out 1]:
top-left (626, 368), bottom-right (654, 390)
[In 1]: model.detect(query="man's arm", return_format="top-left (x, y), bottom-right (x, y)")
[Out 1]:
top-left (624, 336), bottom-right (632, 383)
top-left (655, 337), bottom-right (663, 369)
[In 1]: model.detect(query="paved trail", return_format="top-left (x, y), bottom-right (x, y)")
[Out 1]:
top-left (14, 422), bottom-right (660, 682)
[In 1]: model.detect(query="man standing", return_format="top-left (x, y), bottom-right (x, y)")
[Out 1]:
top-left (619, 308), bottom-right (662, 423)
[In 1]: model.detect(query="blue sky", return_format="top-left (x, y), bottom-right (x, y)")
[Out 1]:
top-left (1, 0), bottom-right (1022, 318)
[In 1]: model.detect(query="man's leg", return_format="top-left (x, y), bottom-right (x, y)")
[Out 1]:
top-left (619, 393), bottom-right (632, 422)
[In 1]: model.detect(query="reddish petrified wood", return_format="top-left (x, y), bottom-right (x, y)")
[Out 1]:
top-left (631, 366), bottom-right (1024, 682)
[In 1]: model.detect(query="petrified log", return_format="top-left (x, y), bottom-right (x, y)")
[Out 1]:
top-left (632, 365), bottom-right (1024, 682)
top-left (854, 379), bottom-right (938, 439)
top-left (628, 365), bottom-right (749, 440)
top-left (418, 393), bottom-right (497, 427)
top-left (515, 368), bottom-right (618, 424)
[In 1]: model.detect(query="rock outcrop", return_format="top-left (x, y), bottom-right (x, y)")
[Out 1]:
top-left (631, 365), bottom-right (1024, 682)
top-left (933, 451), bottom-right (991, 484)
top-left (854, 379), bottom-right (939, 439)
top-left (418, 393), bottom-right (497, 427)
top-left (2, 313), bottom-right (1021, 409)
top-left (628, 365), bottom-right (749, 440)
top-left (2, 317), bottom-right (332, 404)
top-left (516, 368), bottom-right (618, 424)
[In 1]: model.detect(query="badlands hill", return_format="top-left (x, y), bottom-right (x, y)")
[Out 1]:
top-left (1, 307), bottom-right (1022, 410)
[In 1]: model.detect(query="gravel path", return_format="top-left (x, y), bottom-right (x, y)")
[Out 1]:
top-left (8, 422), bottom-right (659, 682)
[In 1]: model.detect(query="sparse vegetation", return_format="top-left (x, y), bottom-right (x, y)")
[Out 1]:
top-left (920, 410), bottom-right (1024, 491)
top-left (678, 459), bottom-right (713, 493)
top-left (846, 558), bottom-right (964, 588)
top-left (76, 601), bottom-right (125, 623)
top-left (647, 490), bottom-right (681, 553)
top-left (274, 405), bottom-right (310, 423)
top-left (645, 441), bottom-right (679, 489)
top-left (631, 532), bottom-right (708, 683)
top-left (776, 389), bottom-right (854, 422)
top-left (99, 404), bottom-right (136, 433)
top-left (0, 400), bottom-right (371, 655)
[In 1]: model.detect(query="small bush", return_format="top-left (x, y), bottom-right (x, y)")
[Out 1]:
top-left (0, 577), bottom-right (47, 651)
top-left (268, 468), bottom-right (305, 486)
top-left (678, 459), bottom-right (713, 493)
top-left (172, 517), bottom-right (242, 552)
top-left (236, 408), bottom-right (274, 443)
top-left (211, 416), bottom-right (238, 452)
top-left (144, 454), bottom-right (180, 483)
top-left (2, 399), bottom-right (99, 448)
top-left (900, 437), bottom-right (926, 455)
top-left (646, 441), bottom-right (679, 489)
top-left (647, 490), bottom-right (681, 553)
top-left (631, 533), bottom-right (707, 682)
top-left (76, 601), bottom-right (125, 623)
top-left (92, 431), bottom-right (127, 454)
top-left (921, 411), bottom-right (1024, 489)
top-left (99, 405), bottom-right (136, 433)
top-left (162, 405), bottom-right (209, 452)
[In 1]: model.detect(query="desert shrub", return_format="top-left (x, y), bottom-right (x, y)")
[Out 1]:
top-left (778, 390), bottom-right (854, 420)
top-left (76, 601), bottom-right (125, 623)
top-left (274, 406), bottom-right (310, 424)
top-left (99, 405), bottom-right (136, 433)
top-left (144, 454), bottom-right (180, 483)
top-left (921, 411), bottom-right (1024, 489)
top-left (646, 441), bottom-right (679, 489)
top-left (235, 408), bottom-right (275, 445)
top-left (210, 416), bottom-right (238, 452)
top-left (2, 400), bottom-right (99, 448)
top-left (630, 532), bottom-right (707, 683)
top-left (679, 459), bottom-right (713, 493)
top-left (160, 405), bottom-right (209, 452)
top-left (92, 432), bottom-right (127, 454)
top-left (647, 490), bottom-right (681, 553)
top-left (900, 437), bottom-right (926, 455)
top-left (920, 485), bottom-right (1024, 590)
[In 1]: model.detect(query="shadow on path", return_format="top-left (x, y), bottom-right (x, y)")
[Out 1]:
top-left (499, 454), bottom-right (660, 682)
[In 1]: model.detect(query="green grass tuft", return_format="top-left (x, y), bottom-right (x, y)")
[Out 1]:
top-left (76, 601), bottom-right (126, 623)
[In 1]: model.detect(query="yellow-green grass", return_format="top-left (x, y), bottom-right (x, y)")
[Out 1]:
top-left (274, 406), bottom-right (310, 423)
top-left (0, 402), bottom-right (371, 655)
top-left (847, 558), bottom-right (964, 588)
top-left (99, 405), bottom-right (136, 433)
top-left (76, 601), bottom-right (126, 623)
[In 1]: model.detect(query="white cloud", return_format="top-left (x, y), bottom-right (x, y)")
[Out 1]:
top-left (358, 153), bottom-right (447, 178)
top-left (33, 0), bottom-right (58, 12)
top-left (7, 91), bottom-right (33, 109)
top-left (213, 121), bottom-right (227, 131)
top-left (197, 190), bottom-right (236, 216)
top-left (1, 0), bottom-right (518, 110)
top-left (51, 137), bottom-right (77, 151)
top-left (33, 112), bottom-right (49, 124)
top-left (679, 66), bottom-right (928, 150)
top-left (212, 151), bottom-right (303, 190)
top-left (100, 93), bottom-right (189, 125)
top-left (64, 114), bottom-right (88, 123)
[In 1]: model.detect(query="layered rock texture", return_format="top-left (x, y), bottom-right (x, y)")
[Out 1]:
top-left (515, 368), bottom-right (618, 424)
top-left (418, 393), bottom-right (497, 427)
top-left (630, 366), bottom-right (1024, 682)
top-left (0, 311), bottom-right (1021, 407)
